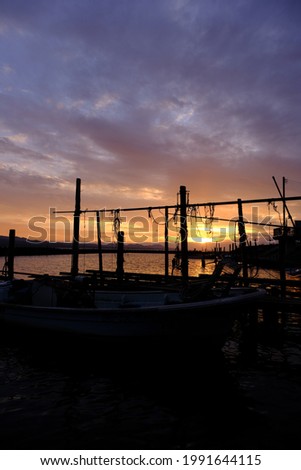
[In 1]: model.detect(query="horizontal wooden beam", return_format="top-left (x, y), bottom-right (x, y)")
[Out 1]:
top-left (55, 195), bottom-right (301, 215)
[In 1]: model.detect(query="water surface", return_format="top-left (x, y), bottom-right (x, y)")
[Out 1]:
top-left (0, 254), bottom-right (300, 449)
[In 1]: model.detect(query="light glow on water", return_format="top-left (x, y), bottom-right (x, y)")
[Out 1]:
top-left (0, 253), bottom-right (283, 280)
top-left (1, 253), bottom-right (214, 278)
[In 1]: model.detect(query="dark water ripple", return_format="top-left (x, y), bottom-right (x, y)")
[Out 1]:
top-left (0, 307), bottom-right (301, 450)
top-left (222, 309), bottom-right (301, 449)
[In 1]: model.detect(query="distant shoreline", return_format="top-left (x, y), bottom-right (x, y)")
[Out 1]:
top-left (1, 244), bottom-right (300, 269)
top-left (0, 247), bottom-right (212, 258)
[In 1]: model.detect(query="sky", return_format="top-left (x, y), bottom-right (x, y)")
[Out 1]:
top-left (1, 0), bottom-right (301, 243)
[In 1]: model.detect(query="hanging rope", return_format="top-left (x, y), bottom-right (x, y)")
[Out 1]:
top-left (204, 204), bottom-right (215, 234)
top-left (148, 208), bottom-right (166, 225)
top-left (112, 209), bottom-right (121, 240)
top-left (268, 200), bottom-right (282, 226)
top-left (172, 207), bottom-right (179, 225)
top-left (187, 205), bottom-right (198, 218)
top-left (147, 208), bottom-right (176, 232)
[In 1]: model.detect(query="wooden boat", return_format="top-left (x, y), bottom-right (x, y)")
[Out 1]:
top-left (0, 182), bottom-right (267, 349)
top-left (0, 273), bottom-right (265, 348)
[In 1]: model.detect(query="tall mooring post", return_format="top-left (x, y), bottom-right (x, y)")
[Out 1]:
top-left (280, 176), bottom-right (287, 299)
top-left (272, 176), bottom-right (287, 299)
top-left (8, 229), bottom-right (15, 280)
top-left (116, 231), bottom-right (124, 283)
top-left (96, 210), bottom-right (103, 278)
top-left (237, 198), bottom-right (248, 284)
top-left (164, 206), bottom-right (169, 279)
top-left (71, 178), bottom-right (81, 277)
top-left (180, 185), bottom-right (189, 282)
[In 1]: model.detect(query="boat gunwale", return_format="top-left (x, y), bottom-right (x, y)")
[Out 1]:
top-left (0, 287), bottom-right (266, 315)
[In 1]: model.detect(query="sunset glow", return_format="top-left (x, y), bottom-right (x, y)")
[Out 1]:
top-left (1, 1), bottom-right (301, 241)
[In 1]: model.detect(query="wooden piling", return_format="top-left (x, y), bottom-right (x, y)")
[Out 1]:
top-left (180, 185), bottom-right (189, 282)
top-left (237, 198), bottom-right (248, 285)
top-left (96, 210), bottom-right (103, 278)
top-left (116, 231), bottom-right (124, 283)
top-left (8, 229), bottom-right (15, 280)
top-left (279, 178), bottom-right (287, 299)
top-left (71, 178), bottom-right (81, 277)
top-left (164, 206), bottom-right (169, 279)
top-left (272, 176), bottom-right (288, 299)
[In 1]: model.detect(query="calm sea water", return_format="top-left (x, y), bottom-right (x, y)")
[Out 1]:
top-left (1, 252), bottom-right (283, 280)
top-left (0, 254), bottom-right (300, 450)
top-left (5, 252), bottom-right (205, 278)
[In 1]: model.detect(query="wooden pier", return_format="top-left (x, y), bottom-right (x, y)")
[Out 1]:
top-left (3, 177), bottom-right (301, 306)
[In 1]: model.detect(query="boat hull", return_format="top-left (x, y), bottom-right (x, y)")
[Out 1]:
top-left (0, 288), bottom-right (264, 348)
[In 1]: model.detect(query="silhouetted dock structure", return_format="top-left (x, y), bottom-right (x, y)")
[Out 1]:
top-left (3, 177), bottom-right (301, 305)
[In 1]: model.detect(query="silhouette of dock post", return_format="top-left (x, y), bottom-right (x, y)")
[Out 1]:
top-left (280, 177), bottom-right (287, 299)
top-left (116, 231), bottom-right (124, 283)
top-left (8, 229), bottom-right (15, 280)
top-left (237, 198), bottom-right (248, 285)
top-left (180, 185), bottom-right (189, 282)
top-left (71, 178), bottom-right (81, 277)
top-left (272, 176), bottom-right (288, 299)
top-left (164, 206), bottom-right (169, 279)
top-left (96, 210), bottom-right (103, 281)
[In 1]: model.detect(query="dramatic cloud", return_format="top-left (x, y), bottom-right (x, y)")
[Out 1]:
top-left (0, 0), bottom-right (301, 238)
